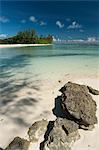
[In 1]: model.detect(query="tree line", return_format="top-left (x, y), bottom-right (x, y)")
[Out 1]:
top-left (0, 29), bottom-right (53, 44)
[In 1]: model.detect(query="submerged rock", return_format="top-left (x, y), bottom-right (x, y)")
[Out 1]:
top-left (5, 137), bottom-right (30, 150)
top-left (28, 119), bottom-right (48, 142)
top-left (43, 118), bottom-right (80, 150)
top-left (60, 82), bottom-right (97, 127)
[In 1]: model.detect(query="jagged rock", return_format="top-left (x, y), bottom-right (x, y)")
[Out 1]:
top-left (4, 137), bottom-right (30, 150)
top-left (60, 82), bottom-right (89, 94)
top-left (28, 119), bottom-right (48, 142)
top-left (87, 86), bottom-right (99, 95)
top-left (43, 118), bottom-right (80, 150)
top-left (60, 82), bottom-right (97, 127)
top-left (55, 118), bottom-right (79, 134)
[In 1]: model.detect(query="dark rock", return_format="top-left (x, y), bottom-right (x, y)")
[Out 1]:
top-left (43, 118), bottom-right (80, 150)
top-left (4, 137), bottom-right (30, 150)
top-left (87, 86), bottom-right (99, 95)
top-left (60, 82), bottom-right (89, 94)
top-left (60, 82), bottom-right (97, 127)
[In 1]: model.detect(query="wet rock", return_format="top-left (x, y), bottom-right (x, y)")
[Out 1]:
top-left (5, 137), bottom-right (30, 150)
top-left (43, 118), bottom-right (80, 150)
top-left (28, 119), bottom-right (48, 142)
top-left (87, 86), bottom-right (99, 95)
top-left (60, 82), bottom-right (97, 127)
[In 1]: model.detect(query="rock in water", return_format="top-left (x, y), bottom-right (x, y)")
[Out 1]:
top-left (4, 137), bottom-right (30, 150)
top-left (60, 82), bottom-right (97, 128)
top-left (43, 118), bottom-right (80, 150)
top-left (28, 119), bottom-right (48, 142)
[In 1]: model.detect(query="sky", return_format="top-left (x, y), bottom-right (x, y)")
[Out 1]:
top-left (0, 0), bottom-right (99, 40)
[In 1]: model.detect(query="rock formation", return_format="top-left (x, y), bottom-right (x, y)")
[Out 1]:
top-left (4, 137), bottom-right (30, 150)
top-left (28, 119), bottom-right (48, 142)
top-left (60, 82), bottom-right (97, 129)
top-left (87, 86), bottom-right (99, 95)
top-left (43, 118), bottom-right (80, 150)
top-left (42, 82), bottom-right (98, 149)
top-left (2, 82), bottom-right (99, 150)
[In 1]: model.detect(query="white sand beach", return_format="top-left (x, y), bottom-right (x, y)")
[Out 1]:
top-left (0, 44), bottom-right (52, 48)
top-left (0, 74), bottom-right (99, 150)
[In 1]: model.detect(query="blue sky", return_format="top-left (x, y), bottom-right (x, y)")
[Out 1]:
top-left (0, 0), bottom-right (99, 40)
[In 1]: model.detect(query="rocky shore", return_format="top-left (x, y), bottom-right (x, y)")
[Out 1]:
top-left (1, 82), bottom-right (99, 150)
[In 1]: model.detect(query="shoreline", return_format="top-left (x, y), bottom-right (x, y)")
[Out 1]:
top-left (0, 44), bottom-right (52, 48)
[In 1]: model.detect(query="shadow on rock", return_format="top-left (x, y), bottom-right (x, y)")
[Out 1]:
top-left (40, 121), bottom-right (54, 150)
top-left (52, 96), bottom-right (80, 124)
top-left (52, 96), bottom-right (66, 118)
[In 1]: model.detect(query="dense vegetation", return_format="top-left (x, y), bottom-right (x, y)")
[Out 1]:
top-left (0, 29), bottom-right (53, 44)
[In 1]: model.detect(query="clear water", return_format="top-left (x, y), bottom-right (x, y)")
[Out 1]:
top-left (0, 44), bottom-right (99, 101)
top-left (0, 44), bottom-right (99, 80)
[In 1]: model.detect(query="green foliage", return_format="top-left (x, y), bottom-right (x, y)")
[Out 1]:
top-left (0, 29), bottom-right (53, 44)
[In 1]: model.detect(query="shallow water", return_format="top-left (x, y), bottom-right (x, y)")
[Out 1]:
top-left (0, 44), bottom-right (99, 80)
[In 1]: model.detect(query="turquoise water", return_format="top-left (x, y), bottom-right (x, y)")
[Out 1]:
top-left (0, 44), bottom-right (99, 94)
top-left (0, 44), bottom-right (99, 76)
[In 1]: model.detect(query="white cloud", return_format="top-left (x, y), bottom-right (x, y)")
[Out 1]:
top-left (29, 16), bottom-right (37, 23)
top-left (21, 19), bottom-right (26, 23)
top-left (0, 34), bottom-right (7, 39)
top-left (79, 29), bottom-right (84, 32)
top-left (0, 16), bottom-right (9, 23)
top-left (56, 21), bottom-right (64, 28)
top-left (87, 37), bottom-right (96, 42)
top-left (67, 21), bottom-right (82, 29)
top-left (52, 36), bottom-right (57, 42)
top-left (40, 21), bottom-right (47, 26)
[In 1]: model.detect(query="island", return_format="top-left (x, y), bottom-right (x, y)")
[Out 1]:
top-left (0, 29), bottom-right (53, 45)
